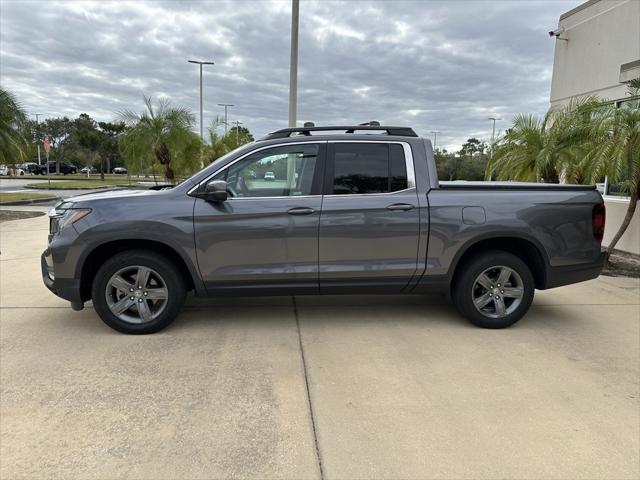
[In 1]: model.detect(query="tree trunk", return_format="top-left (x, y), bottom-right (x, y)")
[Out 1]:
top-left (154, 143), bottom-right (174, 183)
top-left (541, 166), bottom-right (559, 183)
top-left (605, 181), bottom-right (639, 259)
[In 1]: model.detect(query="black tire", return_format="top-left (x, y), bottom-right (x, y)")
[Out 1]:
top-left (452, 250), bottom-right (534, 329)
top-left (91, 250), bottom-right (186, 334)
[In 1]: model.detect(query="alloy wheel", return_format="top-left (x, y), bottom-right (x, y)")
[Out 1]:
top-left (472, 265), bottom-right (524, 318)
top-left (105, 265), bottom-right (168, 324)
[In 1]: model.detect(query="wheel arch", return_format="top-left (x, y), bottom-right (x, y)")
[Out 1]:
top-left (79, 238), bottom-right (201, 301)
top-left (449, 234), bottom-right (549, 291)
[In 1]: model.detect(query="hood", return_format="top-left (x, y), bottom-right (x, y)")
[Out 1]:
top-left (63, 188), bottom-right (160, 205)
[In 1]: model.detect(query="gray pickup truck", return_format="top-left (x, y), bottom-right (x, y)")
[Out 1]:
top-left (42, 124), bottom-right (606, 334)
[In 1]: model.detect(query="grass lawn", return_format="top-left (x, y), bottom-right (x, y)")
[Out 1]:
top-left (0, 192), bottom-right (56, 204)
top-left (25, 179), bottom-right (137, 189)
top-left (3, 173), bottom-right (130, 181)
top-left (43, 174), bottom-right (131, 181)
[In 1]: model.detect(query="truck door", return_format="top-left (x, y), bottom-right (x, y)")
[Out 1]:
top-left (319, 141), bottom-right (421, 293)
top-left (193, 142), bottom-right (325, 295)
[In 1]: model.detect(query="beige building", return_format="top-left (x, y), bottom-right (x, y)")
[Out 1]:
top-left (550, 0), bottom-right (640, 255)
top-left (550, 0), bottom-right (640, 109)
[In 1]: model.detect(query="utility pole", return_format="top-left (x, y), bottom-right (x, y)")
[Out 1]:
top-left (232, 120), bottom-right (243, 145)
top-left (288, 0), bottom-right (299, 128)
top-left (33, 113), bottom-right (43, 165)
top-left (188, 59), bottom-right (215, 139)
top-left (217, 103), bottom-right (234, 135)
top-left (430, 131), bottom-right (440, 151)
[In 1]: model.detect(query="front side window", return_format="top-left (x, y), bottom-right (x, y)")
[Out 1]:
top-left (212, 144), bottom-right (320, 198)
top-left (332, 143), bottom-right (408, 195)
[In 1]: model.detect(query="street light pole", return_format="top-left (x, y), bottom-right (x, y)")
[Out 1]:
top-left (188, 60), bottom-right (214, 139)
top-left (288, 0), bottom-right (299, 128)
top-left (430, 131), bottom-right (440, 150)
top-left (33, 113), bottom-right (43, 165)
top-left (232, 120), bottom-right (243, 145)
top-left (488, 117), bottom-right (501, 159)
top-left (217, 103), bottom-right (234, 135)
top-left (488, 117), bottom-right (501, 145)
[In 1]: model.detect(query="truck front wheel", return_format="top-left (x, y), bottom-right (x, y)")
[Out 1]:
top-left (453, 251), bottom-right (534, 328)
top-left (91, 250), bottom-right (186, 334)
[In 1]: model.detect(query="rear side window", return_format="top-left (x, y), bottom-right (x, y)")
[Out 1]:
top-left (331, 143), bottom-right (408, 195)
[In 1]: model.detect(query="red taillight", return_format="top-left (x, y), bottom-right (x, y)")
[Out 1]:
top-left (592, 204), bottom-right (606, 244)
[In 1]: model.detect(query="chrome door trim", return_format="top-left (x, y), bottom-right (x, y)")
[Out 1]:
top-left (189, 139), bottom-right (417, 198)
top-left (321, 187), bottom-right (417, 198)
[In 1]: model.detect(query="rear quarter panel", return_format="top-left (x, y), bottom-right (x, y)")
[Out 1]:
top-left (423, 188), bottom-right (603, 277)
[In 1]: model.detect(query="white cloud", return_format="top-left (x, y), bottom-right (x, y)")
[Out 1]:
top-left (0, 0), bottom-right (578, 150)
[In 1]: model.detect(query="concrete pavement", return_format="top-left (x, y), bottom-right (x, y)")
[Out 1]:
top-left (1, 210), bottom-right (639, 479)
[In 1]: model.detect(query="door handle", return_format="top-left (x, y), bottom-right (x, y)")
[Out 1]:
top-left (287, 207), bottom-right (316, 215)
top-left (386, 203), bottom-right (415, 211)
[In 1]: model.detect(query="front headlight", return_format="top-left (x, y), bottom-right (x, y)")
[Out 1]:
top-left (49, 206), bottom-right (91, 234)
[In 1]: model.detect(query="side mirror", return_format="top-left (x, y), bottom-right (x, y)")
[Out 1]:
top-left (204, 180), bottom-right (228, 202)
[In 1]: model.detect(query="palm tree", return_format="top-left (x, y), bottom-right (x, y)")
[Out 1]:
top-left (486, 97), bottom-right (599, 183)
top-left (582, 79), bottom-right (640, 257)
top-left (204, 117), bottom-right (253, 165)
top-left (119, 96), bottom-right (200, 182)
top-left (0, 88), bottom-right (28, 165)
top-left (486, 113), bottom-right (552, 182)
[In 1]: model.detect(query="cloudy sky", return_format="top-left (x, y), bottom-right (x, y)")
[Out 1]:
top-left (1, 0), bottom-right (578, 150)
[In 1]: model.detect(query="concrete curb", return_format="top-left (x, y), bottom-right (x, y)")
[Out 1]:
top-left (0, 197), bottom-right (60, 206)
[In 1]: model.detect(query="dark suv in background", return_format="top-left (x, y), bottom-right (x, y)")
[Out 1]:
top-left (36, 161), bottom-right (77, 175)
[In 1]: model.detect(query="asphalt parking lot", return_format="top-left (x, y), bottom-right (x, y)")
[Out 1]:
top-left (1, 210), bottom-right (639, 479)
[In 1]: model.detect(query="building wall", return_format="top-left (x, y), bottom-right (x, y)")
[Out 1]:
top-left (550, 0), bottom-right (639, 255)
top-left (603, 198), bottom-right (640, 255)
top-left (550, 0), bottom-right (640, 108)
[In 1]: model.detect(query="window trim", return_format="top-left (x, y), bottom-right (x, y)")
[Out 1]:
top-left (188, 141), bottom-right (325, 199)
top-left (323, 140), bottom-right (416, 197)
top-left (188, 139), bottom-right (416, 199)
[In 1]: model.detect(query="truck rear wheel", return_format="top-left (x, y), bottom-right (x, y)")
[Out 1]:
top-left (453, 251), bottom-right (534, 328)
top-left (91, 250), bottom-right (186, 334)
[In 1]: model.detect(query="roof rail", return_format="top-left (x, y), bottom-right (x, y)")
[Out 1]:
top-left (261, 124), bottom-right (418, 140)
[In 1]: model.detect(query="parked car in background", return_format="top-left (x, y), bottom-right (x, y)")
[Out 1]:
top-left (264, 171), bottom-right (276, 181)
top-left (36, 161), bottom-right (77, 175)
top-left (21, 163), bottom-right (39, 175)
top-left (112, 167), bottom-right (128, 174)
top-left (42, 123), bottom-right (606, 334)
top-left (0, 165), bottom-right (26, 175)
top-left (81, 166), bottom-right (97, 174)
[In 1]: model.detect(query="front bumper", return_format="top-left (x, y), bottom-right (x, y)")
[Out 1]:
top-left (41, 250), bottom-right (83, 305)
top-left (543, 250), bottom-right (607, 289)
